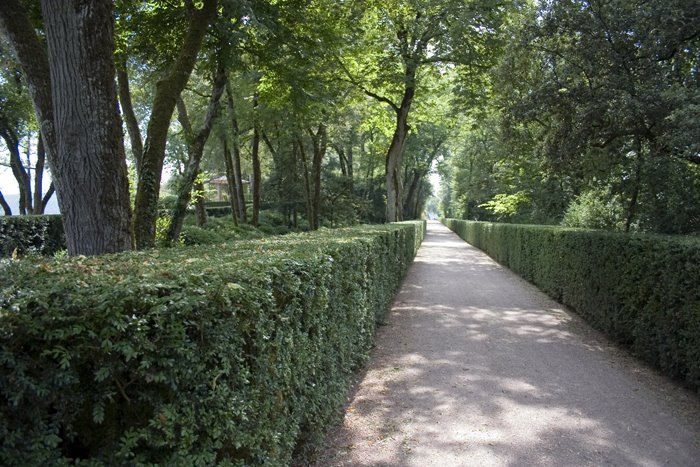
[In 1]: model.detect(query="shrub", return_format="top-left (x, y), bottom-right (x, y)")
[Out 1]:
top-left (443, 219), bottom-right (700, 391)
top-left (0, 221), bottom-right (425, 465)
top-left (0, 215), bottom-right (65, 257)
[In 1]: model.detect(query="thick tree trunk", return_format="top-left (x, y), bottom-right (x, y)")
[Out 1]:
top-left (251, 93), bottom-right (261, 227)
top-left (41, 0), bottom-right (132, 255)
top-left (222, 138), bottom-right (239, 225)
top-left (167, 65), bottom-right (226, 242)
top-left (0, 191), bottom-right (12, 216)
top-left (385, 68), bottom-right (416, 222)
top-left (116, 58), bottom-right (143, 171)
top-left (32, 134), bottom-right (46, 214)
top-left (225, 81), bottom-right (247, 223)
top-left (133, 0), bottom-right (217, 249)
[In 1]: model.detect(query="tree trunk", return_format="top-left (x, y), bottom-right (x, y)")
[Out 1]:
top-left (194, 175), bottom-right (208, 226)
top-left (0, 190), bottom-right (12, 215)
top-left (32, 133), bottom-right (46, 214)
top-left (309, 123), bottom-right (327, 230)
top-left (0, 0), bottom-right (57, 180)
top-left (0, 121), bottom-right (31, 214)
top-left (116, 57), bottom-right (143, 171)
top-left (41, 182), bottom-right (55, 213)
top-left (385, 65), bottom-right (416, 222)
top-left (251, 92), bottom-right (261, 227)
top-left (403, 169), bottom-right (421, 219)
top-left (297, 139), bottom-right (314, 228)
top-left (40, 0), bottom-right (132, 255)
top-left (225, 81), bottom-right (247, 223)
top-left (133, 0), bottom-right (217, 249)
top-left (413, 181), bottom-right (424, 219)
top-left (222, 138), bottom-right (239, 225)
top-left (167, 64), bottom-right (226, 242)
top-left (346, 140), bottom-right (354, 188)
top-left (624, 140), bottom-right (644, 233)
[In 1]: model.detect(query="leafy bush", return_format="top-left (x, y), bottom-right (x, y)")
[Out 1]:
top-left (443, 219), bottom-right (700, 390)
top-left (0, 221), bottom-right (425, 465)
top-left (0, 215), bottom-right (65, 257)
top-left (562, 187), bottom-right (625, 230)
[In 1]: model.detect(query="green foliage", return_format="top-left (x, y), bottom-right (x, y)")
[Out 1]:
top-left (479, 192), bottom-right (529, 219)
top-left (444, 219), bottom-right (700, 391)
top-left (562, 187), bottom-right (626, 231)
top-left (0, 221), bottom-right (426, 465)
top-left (0, 216), bottom-right (65, 258)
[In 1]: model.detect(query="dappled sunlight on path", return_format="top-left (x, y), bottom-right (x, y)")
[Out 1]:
top-left (315, 221), bottom-right (700, 466)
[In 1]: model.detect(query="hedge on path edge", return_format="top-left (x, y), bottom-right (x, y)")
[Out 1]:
top-left (443, 219), bottom-right (700, 391)
top-left (0, 221), bottom-right (425, 465)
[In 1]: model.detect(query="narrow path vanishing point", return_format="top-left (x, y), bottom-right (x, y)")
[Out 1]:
top-left (315, 221), bottom-right (700, 466)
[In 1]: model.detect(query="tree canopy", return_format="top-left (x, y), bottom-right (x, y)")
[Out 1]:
top-left (0, 0), bottom-right (697, 254)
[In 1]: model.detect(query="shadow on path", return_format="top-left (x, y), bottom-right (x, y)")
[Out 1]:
top-left (314, 221), bottom-right (700, 466)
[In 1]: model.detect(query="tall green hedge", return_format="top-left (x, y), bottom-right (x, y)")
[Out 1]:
top-left (0, 215), bottom-right (65, 257)
top-left (0, 221), bottom-right (425, 465)
top-left (443, 219), bottom-right (700, 391)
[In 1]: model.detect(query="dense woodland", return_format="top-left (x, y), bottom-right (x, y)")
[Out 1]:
top-left (0, 0), bottom-right (698, 255)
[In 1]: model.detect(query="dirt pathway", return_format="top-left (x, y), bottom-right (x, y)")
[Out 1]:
top-left (314, 221), bottom-right (700, 466)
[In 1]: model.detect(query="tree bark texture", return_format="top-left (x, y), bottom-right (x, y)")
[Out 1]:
top-left (385, 63), bottom-right (417, 223)
top-left (167, 64), bottom-right (226, 242)
top-left (116, 58), bottom-right (144, 171)
top-left (133, 0), bottom-right (217, 248)
top-left (225, 81), bottom-right (247, 223)
top-left (41, 0), bottom-right (132, 255)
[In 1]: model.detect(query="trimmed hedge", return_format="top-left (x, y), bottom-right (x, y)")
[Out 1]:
top-left (0, 215), bottom-right (65, 257)
top-left (0, 221), bottom-right (425, 465)
top-left (443, 219), bottom-right (700, 390)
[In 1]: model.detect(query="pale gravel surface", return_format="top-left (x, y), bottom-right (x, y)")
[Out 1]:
top-left (312, 221), bottom-right (700, 467)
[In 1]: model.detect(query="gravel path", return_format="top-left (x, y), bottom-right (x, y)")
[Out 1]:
top-left (314, 221), bottom-right (700, 466)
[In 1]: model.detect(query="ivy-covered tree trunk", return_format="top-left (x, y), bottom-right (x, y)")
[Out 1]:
top-left (194, 175), bottom-right (208, 227)
top-left (166, 64), bottom-right (226, 243)
top-left (133, 0), bottom-right (217, 249)
top-left (41, 0), bottom-right (132, 255)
